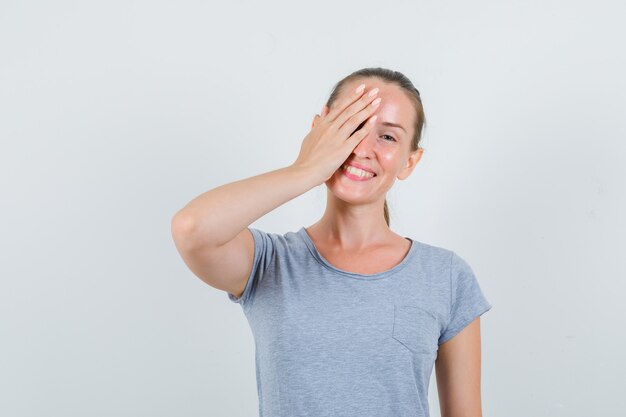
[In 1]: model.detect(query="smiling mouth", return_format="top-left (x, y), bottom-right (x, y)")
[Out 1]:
top-left (340, 164), bottom-right (376, 179)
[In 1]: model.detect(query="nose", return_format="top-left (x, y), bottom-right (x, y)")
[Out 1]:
top-left (351, 128), bottom-right (376, 159)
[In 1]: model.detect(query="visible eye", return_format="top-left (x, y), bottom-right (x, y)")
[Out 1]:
top-left (381, 134), bottom-right (397, 142)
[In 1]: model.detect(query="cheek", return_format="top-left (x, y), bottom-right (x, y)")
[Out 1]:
top-left (374, 147), bottom-right (399, 165)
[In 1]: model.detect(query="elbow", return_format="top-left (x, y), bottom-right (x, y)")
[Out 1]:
top-left (171, 212), bottom-right (197, 241)
top-left (171, 213), bottom-right (205, 254)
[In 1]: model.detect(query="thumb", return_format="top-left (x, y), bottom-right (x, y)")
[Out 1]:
top-left (312, 105), bottom-right (327, 129)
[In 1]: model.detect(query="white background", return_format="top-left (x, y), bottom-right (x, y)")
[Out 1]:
top-left (1, 0), bottom-right (624, 416)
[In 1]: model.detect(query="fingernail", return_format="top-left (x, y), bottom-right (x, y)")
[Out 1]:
top-left (355, 83), bottom-right (365, 94)
top-left (368, 87), bottom-right (379, 97)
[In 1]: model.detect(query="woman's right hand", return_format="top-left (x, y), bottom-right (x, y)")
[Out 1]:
top-left (290, 83), bottom-right (382, 184)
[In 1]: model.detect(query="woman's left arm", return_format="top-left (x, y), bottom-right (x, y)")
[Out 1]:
top-left (434, 317), bottom-right (484, 417)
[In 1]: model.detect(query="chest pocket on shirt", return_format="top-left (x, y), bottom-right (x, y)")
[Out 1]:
top-left (392, 304), bottom-right (439, 355)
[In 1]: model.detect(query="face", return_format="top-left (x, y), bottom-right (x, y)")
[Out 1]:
top-left (312, 78), bottom-right (423, 205)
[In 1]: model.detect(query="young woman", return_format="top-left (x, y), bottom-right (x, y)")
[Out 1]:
top-left (171, 67), bottom-right (492, 417)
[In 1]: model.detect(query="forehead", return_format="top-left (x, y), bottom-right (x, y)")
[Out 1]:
top-left (340, 78), bottom-right (415, 133)
top-left (343, 78), bottom-right (406, 100)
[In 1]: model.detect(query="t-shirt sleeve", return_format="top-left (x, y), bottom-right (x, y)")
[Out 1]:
top-left (438, 251), bottom-right (492, 345)
top-left (226, 227), bottom-right (275, 310)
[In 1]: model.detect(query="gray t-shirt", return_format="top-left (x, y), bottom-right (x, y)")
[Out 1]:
top-left (227, 226), bottom-right (492, 417)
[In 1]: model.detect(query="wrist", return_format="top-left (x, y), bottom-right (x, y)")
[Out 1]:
top-left (286, 163), bottom-right (324, 189)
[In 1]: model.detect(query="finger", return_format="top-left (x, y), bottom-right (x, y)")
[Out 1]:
top-left (345, 114), bottom-right (377, 147)
top-left (325, 82), bottom-right (368, 123)
top-left (338, 96), bottom-right (381, 139)
top-left (334, 88), bottom-right (380, 134)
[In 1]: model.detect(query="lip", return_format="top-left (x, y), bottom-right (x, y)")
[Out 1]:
top-left (341, 167), bottom-right (376, 181)
top-left (344, 161), bottom-right (377, 175)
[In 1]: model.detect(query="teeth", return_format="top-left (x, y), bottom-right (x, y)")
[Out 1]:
top-left (341, 164), bottom-right (375, 178)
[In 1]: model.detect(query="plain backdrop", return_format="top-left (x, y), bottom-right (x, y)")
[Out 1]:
top-left (1, 0), bottom-right (625, 416)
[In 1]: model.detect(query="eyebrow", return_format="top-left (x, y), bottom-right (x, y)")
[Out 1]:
top-left (381, 121), bottom-right (407, 133)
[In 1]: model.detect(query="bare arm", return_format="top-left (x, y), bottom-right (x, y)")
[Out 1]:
top-left (171, 165), bottom-right (320, 250)
top-left (435, 317), bottom-right (484, 417)
top-left (170, 82), bottom-right (382, 294)
top-left (171, 82), bottom-right (381, 250)
top-left (170, 165), bottom-right (321, 296)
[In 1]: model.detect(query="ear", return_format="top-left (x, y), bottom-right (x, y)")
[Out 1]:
top-left (397, 147), bottom-right (424, 180)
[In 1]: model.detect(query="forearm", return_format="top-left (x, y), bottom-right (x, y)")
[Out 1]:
top-left (171, 164), bottom-right (320, 248)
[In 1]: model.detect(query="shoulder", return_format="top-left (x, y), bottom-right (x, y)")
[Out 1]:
top-left (407, 237), bottom-right (475, 271)
top-left (409, 238), bottom-right (456, 271)
top-left (248, 226), bottom-right (307, 255)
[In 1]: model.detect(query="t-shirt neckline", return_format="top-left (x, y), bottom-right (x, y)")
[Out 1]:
top-left (297, 226), bottom-right (417, 280)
